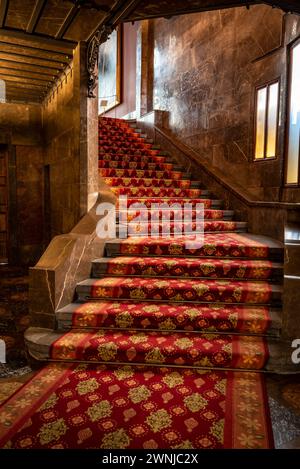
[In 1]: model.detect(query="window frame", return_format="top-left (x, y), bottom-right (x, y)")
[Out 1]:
top-left (253, 78), bottom-right (280, 162)
top-left (285, 37), bottom-right (300, 186)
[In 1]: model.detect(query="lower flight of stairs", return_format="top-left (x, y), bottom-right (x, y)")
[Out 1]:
top-left (25, 117), bottom-right (284, 373)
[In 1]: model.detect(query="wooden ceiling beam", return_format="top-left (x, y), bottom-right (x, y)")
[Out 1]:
top-left (26, 0), bottom-right (47, 34)
top-left (0, 62), bottom-right (60, 76)
top-left (0, 28), bottom-right (76, 52)
top-left (6, 91), bottom-right (44, 100)
top-left (0, 40), bottom-right (71, 60)
top-left (0, 43), bottom-right (71, 63)
top-left (0, 56), bottom-right (61, 72)
top-left (124, 1), bottom-right (260, 22)
top-left (0, 0), bottom-right (8, 28)
top-left (6, 84), bottom-right (45, 94)
top-left (0, 52), bottom-right (67, 69)
top-left (55, 4), bottom-right (80, 39)
top-left (5, 97), bottom-right (42, 104)
top-left (3, 81), bottom-right (48, 92)
top-left (110, 0), bottom-right (143, 24)
top-left (0, 70), bottom-right (55, 83)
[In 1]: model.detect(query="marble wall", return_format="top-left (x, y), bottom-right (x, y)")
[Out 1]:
top-left (42, 43), bottom-right (98, 238)
top-left (152, 5), bottom-right (300, 203)
top-left (0, 103), bottom-right (44, 265)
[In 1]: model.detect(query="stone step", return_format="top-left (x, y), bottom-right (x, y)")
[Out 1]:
top-left (56, 301), bottom-right (282, 337)
top-left (111, 187), bottom-right (210, 198)
top-left (103, 176), bottom-right (200, 189)
top-left (100, 154), bottom-right (168, 164)
top-left (25, 326), bottom-right (296, 372)
top-left (116, 220), bottom-right (248, 236)
top-left (104, 233), bottom-right (284, 261)
top-left (116, 209), bottom-right (234, 221)
top-left (117, 196), bottom-right (219, 207)
top-left (99, 168), bottom-right (187, 180)
top-left (98, 160), bottom-right (174, 171)
top-left (75, 277), bottom-right (282, 306)
top-left (91, 257), bottom-right (283, 282)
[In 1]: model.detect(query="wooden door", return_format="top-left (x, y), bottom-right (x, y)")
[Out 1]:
top-left (0, 145), bottom-right (8, 263)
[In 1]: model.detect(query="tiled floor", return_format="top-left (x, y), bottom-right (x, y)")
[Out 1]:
top-left (267, 374), bottom-right (300, 448)
top-left (0, 265), bottom-right (29, 365)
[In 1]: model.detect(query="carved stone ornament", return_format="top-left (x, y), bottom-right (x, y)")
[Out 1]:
top-left (87, 24), bottom-right (114, 98)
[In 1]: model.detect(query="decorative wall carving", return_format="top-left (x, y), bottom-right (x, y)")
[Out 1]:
top-left (87, 24), bottom-right (114, 98)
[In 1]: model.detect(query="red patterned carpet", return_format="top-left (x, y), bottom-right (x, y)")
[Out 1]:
top-left (0, 364), bottom-right (273, 449)
top-left (0, 117), bottom-right (280, 448)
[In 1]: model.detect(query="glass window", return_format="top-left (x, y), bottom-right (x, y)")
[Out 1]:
top-left (0, 80), bottom-right (5, 104)
top-left (254, 81), bottom-right (279, 160)
top-left (286, 42), bottom-right (300, 184)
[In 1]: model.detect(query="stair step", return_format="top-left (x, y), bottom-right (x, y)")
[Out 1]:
top-left (27, 327), bottom-right (269, 370)
top-left (99, 168), bottom-right (184, 180)
top-left (56, 301), bottom-right (282, 337)
top-left (105, 233), bottom-right (283, 261)
top-left (76, 277), bottom-right (282, 305)
top-left (91, 257), bottom-right (282, 281)
top-left (101, 154), bottom-right (168, 164)
top-left (117, 220), bottom-right (247, 235)
top-left (111, 187), bottom-right (209, 198)
top-left (117, 196), bottom-right (219, 208)
top-left (117, 209), bottom-right (234, 221)
top-left (103, 176), bottom-right (196, 189)
top-left (99, 160), bottom-right (174, 171)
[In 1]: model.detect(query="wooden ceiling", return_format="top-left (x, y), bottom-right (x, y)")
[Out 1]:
top-left (0, 0), bottom-right (119, 104)
top-left (0, 0), bottom-right (300, 105)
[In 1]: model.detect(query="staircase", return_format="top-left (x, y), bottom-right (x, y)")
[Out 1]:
top-left (5, 116), bottom-right (283, 449)
top-left (26, 116), bottom-right (283, 371)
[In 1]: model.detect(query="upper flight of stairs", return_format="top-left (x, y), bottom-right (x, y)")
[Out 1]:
top-left (26, 117), bottom-right (284, 372)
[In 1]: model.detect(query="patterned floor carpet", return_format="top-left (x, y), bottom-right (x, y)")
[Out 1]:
top-left (0, 363), bottom-right (273, 449)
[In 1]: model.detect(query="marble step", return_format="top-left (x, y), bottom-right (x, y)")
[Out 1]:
top-left (75, 277), bottom-right (282, 306)
top-left (116, 196), bottom-right (220, 207)
top-left (111, 187), bottom-right (208, 198)
top-left (98, 160), bottom-right (175, 171)
top-left (56, 301), bottom-right (282, 337)
top-left (99, 168), bottom-right (190, 180)
top-left (116, 220), bottom-right (248, 236)
top-left (25, 326), bottom-right (289, 372)
top-left (91, 257), bottom-right (283, 282)
top-left (104, 233), bottom-right (284, 261)
top-left (116, 209), bottom-right (234, 221)
top-left (103, 176), bottom-right (201, 189)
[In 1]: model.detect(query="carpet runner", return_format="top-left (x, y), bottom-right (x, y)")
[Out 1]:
top-left (0, 363), bottom-right (273, 449)
top-left (0, 116), bottom-right (281, 448)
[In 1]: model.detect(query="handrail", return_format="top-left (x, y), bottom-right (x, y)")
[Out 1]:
top-left (154, 125), bottom-right (300, 211)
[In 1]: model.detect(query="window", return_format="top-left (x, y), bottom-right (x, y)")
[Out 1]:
top-left (286, 41), bottom-right (300, 184)
top-left (0, 80), bottom-right (5, 104)
top-left (254, 81), bottom-right (279, 160)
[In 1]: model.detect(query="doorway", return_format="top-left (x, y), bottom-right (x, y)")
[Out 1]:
top-left (0, 145), bottom-right (8, 263)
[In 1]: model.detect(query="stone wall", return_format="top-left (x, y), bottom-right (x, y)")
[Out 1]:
top-left (0, 103), bottom-right (44, 265)
top-left (152, 5), bottom-right (300, 203)
top-left (42, 43), bottom-right (98, 238)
